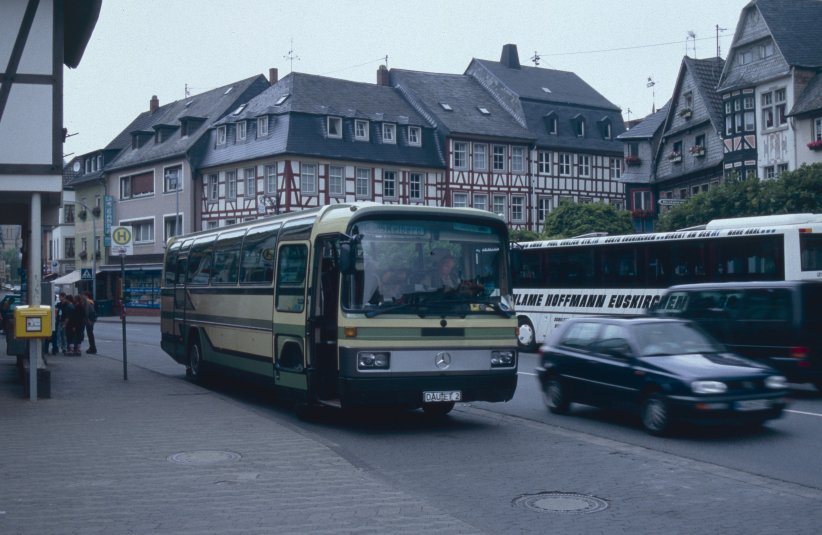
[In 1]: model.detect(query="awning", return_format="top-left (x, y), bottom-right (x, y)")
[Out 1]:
top-left (50, 270), bottom-right (82, 285)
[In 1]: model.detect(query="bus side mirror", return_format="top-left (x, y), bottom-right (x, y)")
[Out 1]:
top-left (339, 243), bottom-right (354, 274)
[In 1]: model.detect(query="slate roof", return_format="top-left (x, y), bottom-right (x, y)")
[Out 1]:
top-left (106, 75), bottom-right (269, 172)
top-left (617, 102), bottom-right (670, 140)
top-left (684, 57), bottom-right (725, 130)
top-left (755, 0), bottom-right (822, 68)
top-left (201, 72), bottom-right (444, 169)
top-left (389, 69), bottom-right (535, 141)
top-left (469, 58), bottom-right (621, 111)
top-left (789, 72), bottom-right (822, 117)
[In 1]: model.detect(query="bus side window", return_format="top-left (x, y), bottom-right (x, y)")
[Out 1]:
top-left (276, 244), bottom-right (308, 312)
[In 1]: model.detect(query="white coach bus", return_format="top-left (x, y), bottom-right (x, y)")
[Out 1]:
top-left (512, 213), bottom-right (822, 351)
top-left (161, 202), bottom-right (518, 416)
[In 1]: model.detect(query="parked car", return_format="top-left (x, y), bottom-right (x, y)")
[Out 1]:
top-left (1, 292), bottom-right (21, 333)
top-left (650, 281), bottom-right (822, 391)
top-left (537, 316), bottom-right (789, 435)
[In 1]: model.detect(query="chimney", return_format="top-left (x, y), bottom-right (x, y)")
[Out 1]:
top-left (376, 64), bottom-right (390, 86)
top-left (269, 68), bottom-right (279, 85)
top-left (500, 44), bottom-right (521, 69)
top-left (150, 95), bottom-right (159, 113)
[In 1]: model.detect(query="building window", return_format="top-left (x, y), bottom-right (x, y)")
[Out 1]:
top-left (226, 170), bottom-right (237, 199)
top-left (814, 117), bottom-right (822, 141)
top-left (64, 204), bottom-right (75, 223)
top-left (558, 153), bottom-right (572, 176)
top-left (206, 221), bottom-right (218, 230)
top-left (355, 120), bottom-right (369, 141)
top-left (257, 116), bottom-right (268, 137)
top-left (511, 196), bottom-right (525, 222)
top-left (164, 214), bottom-right (182, 242)
top-left (236, 121), bottom-right (246, 141)
top-left (453, 142), bottom-right (468, 169)
top-left (538, 151), bottom-right (551, 174)
top-left (245, 168), bottom-right (256, 196)
top-left (120, 171), bottom-right (154, 200)
top-left (777, 163), bottom-right (788, 175)
top-left (547, 116), bottom-right (558, 134)
top-left (207, 174), bottom-right (218, 201)
top-left (408, 126), bottom-right (421, 146)
top-left (762, 89), bottom-right (787, 129)
top-left (65, 237), bottom-right (75, 257)
top-left (473, 143), bottom-right (487, 170)
top-left (125, 218), bottom-right (154, 244)
top-left (760, 40), bottom-right (774, 59)
top-left (492, 195), bottom-right (506, 218)
top-left (610, 158), bottom-right (621, 179)
top-left (327, 116), bottom-right (342, 138)
top-left (633, 190), bottom-right (651, 210)
top-left (382, 123), bottom-right (396, 144)
top-left (355, 168), bottom-right (370, 198)
top-left (764, 165), bottom-right (775, 179)
top-left (473, 193), bottom-right (488, 211)
top-left (492, 145), bottom-right (506, 171)
top-left (538, 197), bottom-right (551, 222)
top-left (265, 165), bottom-right (277, 194)
top-left (578, 154), bottom-right (590, 177)
top-left (453, 192), bottom-right (468, 208)
top-left (409, 172), bottom-right (423, 200)
top-left (383, 170), bottom-right (397, 198)
top-left (575, 119), bottom-right (585, 137)
top-left (301, 163), bottom-right (317, 195)
top-left (511, 146), bottom-right (525, 173)
top-left (603, 122), bottom-right (612, 139)
top-left (163, 165), bottom-right (182, 193)
top-left (738, 48), bottom-right (753, 65)
top-left (329, 165), bottom-right (344, 196)
top-left (217, 125), bottom-right (226, 145)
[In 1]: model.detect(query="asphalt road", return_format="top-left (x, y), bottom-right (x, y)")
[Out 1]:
top-left (95, 321), bottom-right (822, 496)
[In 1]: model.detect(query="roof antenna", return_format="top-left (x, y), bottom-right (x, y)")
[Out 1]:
top-left (530, 51), bottom-right (541, 66)
top-left (686, 31), bottom-right (697, 58)
top-left (646, 76), bottom-right (656, 113)
top-left (283, 38), bottom-right (300, 73)
top-left (715, 24), bottom-right (728, 58)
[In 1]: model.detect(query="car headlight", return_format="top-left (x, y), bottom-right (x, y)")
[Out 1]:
top-left (691, 380), bottom-right (728, 394)
top-left (765, 375), bottom-right (788, 389)
top-left (357, 352), bottom-right (390, 370)
top-left (491, 350), bottom-right (516, 368)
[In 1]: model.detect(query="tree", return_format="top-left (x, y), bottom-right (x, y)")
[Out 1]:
top-left (542, 202), bottom-right (634, 239)
top-left (657, 163), bottom-right (822, 231)
top-left (509, 228), bottom-right (541, 242)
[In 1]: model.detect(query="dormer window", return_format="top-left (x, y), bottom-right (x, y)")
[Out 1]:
top-left (355, 119), bottom-right (369, 141)
top-left (598, 118), bottom-right (612, 139)
top-left (274, 94), bottom-right (289, 106)
top-left (408, 126), bottom-right (421, 146)
top-left (574, 116), bottom-right (586, 137)
top-left (382, 123), bottom-right (396, 144)
top-left (217, 125), bottom-right (227, 145)
top-left (257, 116), bottom-right (268, 137)
top-left (236, 121), bottom-right (247, 141)
top-left (440, 102), bottom-right (453, 111)
top-left (327, 116), bottom-right (342, 138)
top-left (544, 112), bottom-right (558, 135)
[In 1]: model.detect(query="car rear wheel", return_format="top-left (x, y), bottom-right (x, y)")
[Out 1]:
top-left (543, 376), bottom-right (570, 415)
top-left (422, 401), bottom-right (455, 417)
top-left (517, 317), bottom-right (537, 352)
top-left (641, 393), bottom-right (671, 436)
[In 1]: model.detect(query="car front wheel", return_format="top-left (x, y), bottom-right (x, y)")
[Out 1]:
top-left (543, 376), bottom-right (570, 415)
top-left (641, 393), bottom-right (671, 436)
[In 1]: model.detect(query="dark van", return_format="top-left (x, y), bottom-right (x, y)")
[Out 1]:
top-left (651, 281), bottom-right (822, 390)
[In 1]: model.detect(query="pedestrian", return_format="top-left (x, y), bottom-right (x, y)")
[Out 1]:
top-left (53, 292), bottom-right (67, 355)
top-left (67, 294), bottom-right (85, 356)
top-left (61, 294), bottom-right (76, 355)
top-left (83, 291), bottom-right (97, 354)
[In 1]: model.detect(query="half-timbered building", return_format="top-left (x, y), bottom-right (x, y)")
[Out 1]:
top-left (197, 69), bottom-right (443, 228)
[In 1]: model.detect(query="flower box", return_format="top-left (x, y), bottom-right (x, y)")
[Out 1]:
top-left (625, 155), bottom-right (641, 166)
top-left (78, 210), bottom-right (87, 221)
top-left (668, 152), bottom-right (682, 163)
top-left (689, 146), bottom-right (705, 157)
top-left (631, 209), bottom-right (655, 219)
top-left (78, 250), bottom-right (88, 260)
top-left (808, 140), bottom-right (822, 151)
top-left (679, 108), bottom-right (692, 119)
top-left (92, 206), bottom-right (101, 217)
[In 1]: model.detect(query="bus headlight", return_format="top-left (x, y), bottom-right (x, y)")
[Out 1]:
top-left (491, 350), bottom-right (516, 368)
top-left (358, 352), bottom-right (390, 370)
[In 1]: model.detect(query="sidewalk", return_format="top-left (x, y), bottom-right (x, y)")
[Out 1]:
top-left (0, 353), bottom-right (475, 534)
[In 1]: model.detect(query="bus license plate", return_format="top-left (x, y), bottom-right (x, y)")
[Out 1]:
top-left (424, 391), bottom-right (462, 403)
top-left (736, 399), bottom-right (771, 411)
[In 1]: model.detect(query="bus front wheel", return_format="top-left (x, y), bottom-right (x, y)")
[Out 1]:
top-left (187, 339), bottom-right (205, 382)
top-left (517, 317), bottom-right (537, 352)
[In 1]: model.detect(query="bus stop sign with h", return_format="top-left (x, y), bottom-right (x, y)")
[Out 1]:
top-left (112, 226), bottom-right (133, 380)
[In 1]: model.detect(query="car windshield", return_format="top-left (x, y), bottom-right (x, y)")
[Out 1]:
top-left (634, 322), bottom-right (724, 356)
top-left (341, 217), bottom-right (512, 317)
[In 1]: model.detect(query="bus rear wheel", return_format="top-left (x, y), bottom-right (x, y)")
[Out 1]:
top-left (422, 401), bottom-right (455, 417)
top-left (517, 317), bottom-right (537, 352)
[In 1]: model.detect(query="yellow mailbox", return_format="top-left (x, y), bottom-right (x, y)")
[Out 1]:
top-left (14, 305), bottom-right (53, 339)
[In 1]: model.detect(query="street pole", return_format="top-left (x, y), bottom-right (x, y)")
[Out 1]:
top-left (120, 253), bottom-right (127, 381)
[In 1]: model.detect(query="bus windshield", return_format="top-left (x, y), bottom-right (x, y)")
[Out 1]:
top-left (341, 217), bottom-right (512, 317)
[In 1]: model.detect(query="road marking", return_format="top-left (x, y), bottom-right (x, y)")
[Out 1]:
top-left (786, 409), bottom-right (822, 418)
top-left (518, 371), bottom-right (537, 376)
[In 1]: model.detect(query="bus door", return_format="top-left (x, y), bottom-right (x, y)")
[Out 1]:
top-left (172, 244), bottom-right (190, 362)
top-left (309, 238), bottom-right (341, 400)
top-left (272, 242), bottom-right (310, 393)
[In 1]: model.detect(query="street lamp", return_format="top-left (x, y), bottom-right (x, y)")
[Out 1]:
top-left (70, 200), bottom-right (97, 302)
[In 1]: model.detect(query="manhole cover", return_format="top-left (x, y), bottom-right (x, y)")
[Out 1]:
top-left (513, 492), bottom-right (608, 514)
top-left (167, 450), bottom-right (241, 465)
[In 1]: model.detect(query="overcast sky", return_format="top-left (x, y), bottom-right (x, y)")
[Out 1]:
top-left (63, 0), bottom-right (750, 159)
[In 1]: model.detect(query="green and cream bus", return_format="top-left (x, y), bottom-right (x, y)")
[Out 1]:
top-left (160, 202), bottom-right (518, 415)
